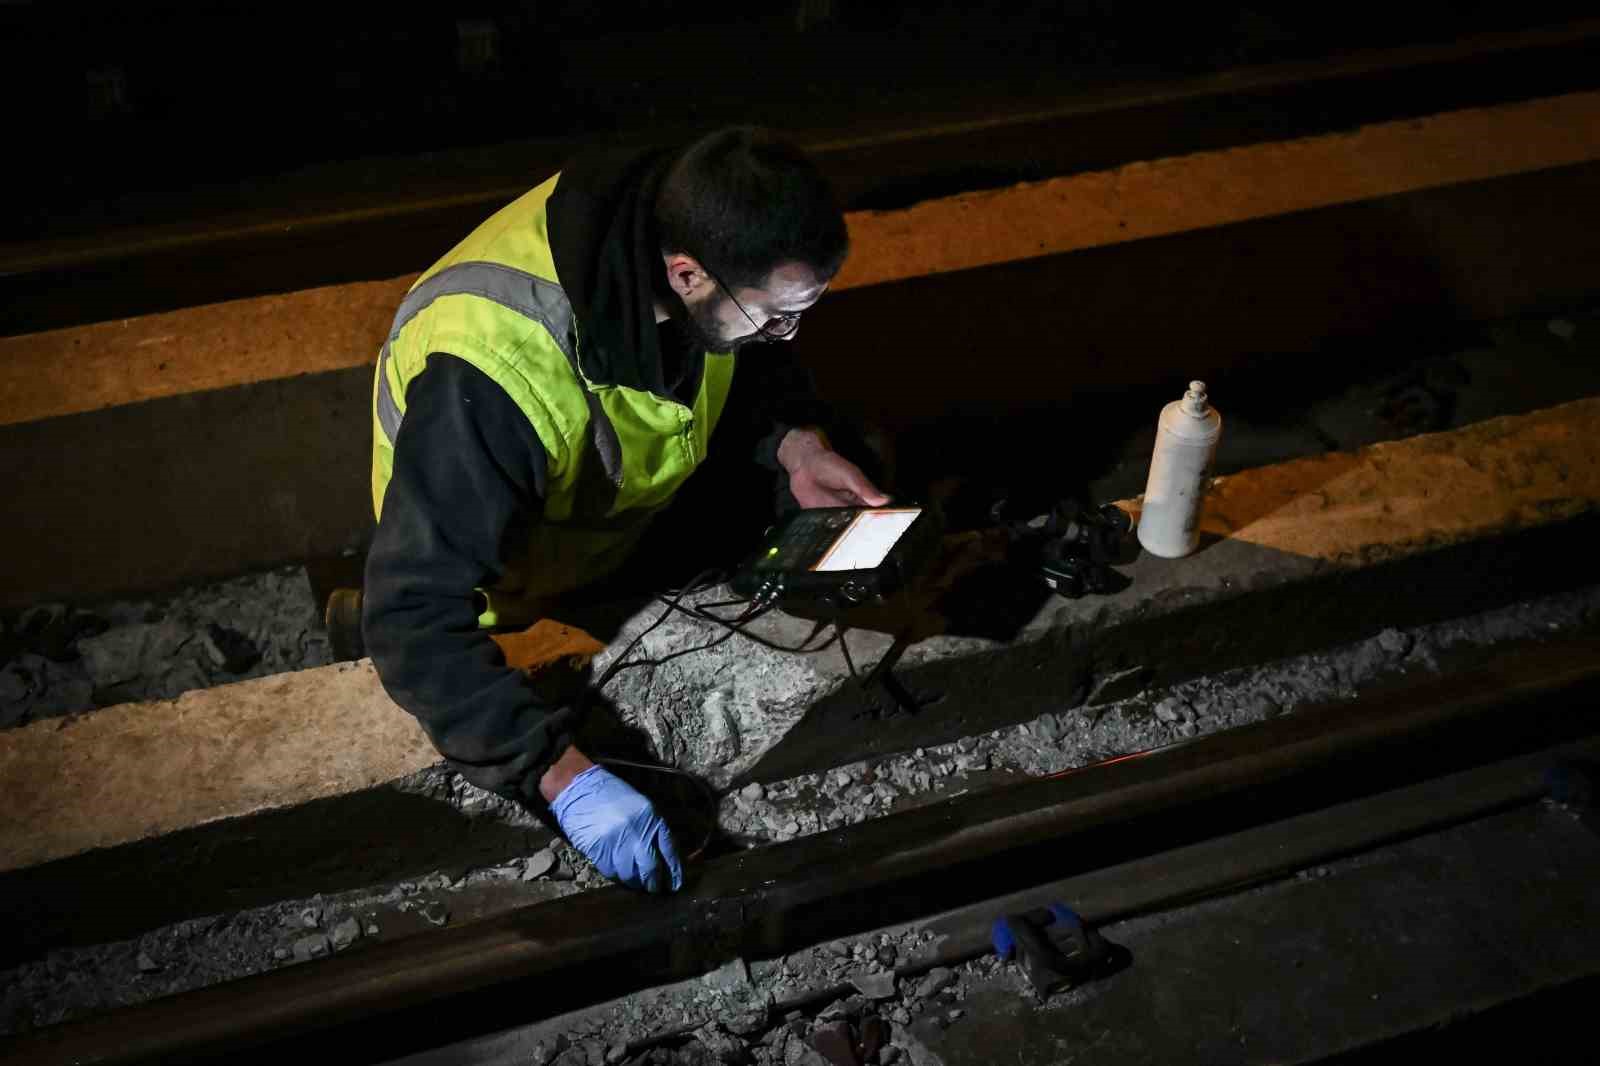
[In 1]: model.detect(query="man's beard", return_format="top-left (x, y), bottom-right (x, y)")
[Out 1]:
top-left (682, 293), bottom-right (762, 354)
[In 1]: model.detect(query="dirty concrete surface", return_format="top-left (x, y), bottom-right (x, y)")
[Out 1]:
top-left (0, 566), bottom-right (330, 730)
top-left (3, 580), bottom-right (1595, 1038)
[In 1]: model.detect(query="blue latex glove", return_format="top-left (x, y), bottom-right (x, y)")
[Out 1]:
top-left (549, 765), bottom-right (684, 892)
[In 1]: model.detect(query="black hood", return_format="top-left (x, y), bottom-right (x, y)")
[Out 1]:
top-left (546, 144), bottom-right (684, 393)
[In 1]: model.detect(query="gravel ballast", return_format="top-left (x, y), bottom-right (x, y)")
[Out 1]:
top-left (0, 566), bottom-right (330, 730)
top-left (3, 581), bottom-right (1595, 1038)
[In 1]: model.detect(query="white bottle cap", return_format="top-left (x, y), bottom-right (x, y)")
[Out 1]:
top-left (1182, 380), bottom-right (1209, 417)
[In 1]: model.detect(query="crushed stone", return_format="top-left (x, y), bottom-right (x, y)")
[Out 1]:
top-left (530, 926), bottom-right (985, 1065)
top-left (292, 934), bottom-right (332, 962)
top-left (390, 763), bottom-right (545, 829)
top-left (0, 834), bottom-right (604, 1037)
top-left (3, 583), bottom-right (1596, 1040)
top-left (714, 583), bottom-right (1600, 846)
top-left (525, 848), bottom-right (559, 880)
top-left (330, 918), bottom-right (361, 951)
top-left (0, 567), bottom-right (330, 730)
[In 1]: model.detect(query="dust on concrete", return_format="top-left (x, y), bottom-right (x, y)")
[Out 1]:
top-left (717, 583), bottom-right (1600, 845)
top-left (591, 598), bottom-right (854, 791)
top-left (0, 833), bottom-right (602, 1036)
top-left (0, 566), bottom-right (330, 729)
top-left (391, 764), bottom-right (548, 830)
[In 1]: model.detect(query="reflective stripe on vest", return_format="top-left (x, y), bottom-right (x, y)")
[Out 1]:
top-left (375, 260), bottom-right (623, 487)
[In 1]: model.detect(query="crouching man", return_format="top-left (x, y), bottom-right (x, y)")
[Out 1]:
top-left (361, 127), bottom-right (886, 892)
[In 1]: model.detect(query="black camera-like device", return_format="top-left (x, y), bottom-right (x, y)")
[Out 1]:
top-left (731, 506), bottom-right (940, 606)
top-left (993, 498), bottom-right (1136, 600)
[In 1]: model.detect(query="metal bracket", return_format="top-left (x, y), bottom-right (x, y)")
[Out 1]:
top-left (860, 633), bottom-right (934, 716)
top-left (992, 903), bottom-right (1129, 996)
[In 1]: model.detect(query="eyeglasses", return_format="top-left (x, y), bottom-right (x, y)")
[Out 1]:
top-left (702, 265), bottom-right (802, 340)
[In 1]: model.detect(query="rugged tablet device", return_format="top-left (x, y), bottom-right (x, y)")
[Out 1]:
top-left (732, 506), bottom-right (939, 605)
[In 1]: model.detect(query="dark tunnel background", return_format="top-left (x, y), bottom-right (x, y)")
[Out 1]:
top-left (4, 1), bottom-right (1598, 243)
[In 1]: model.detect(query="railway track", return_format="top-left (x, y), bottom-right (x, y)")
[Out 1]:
top-left (5, 18), bottom-right (1600, 335)
top-left (7, 634), bottom-right (1597, 1065)
top-left (7, 21), bottom-right (1600, 611)
top-left (5, 18), bottom-right (1600, 1065)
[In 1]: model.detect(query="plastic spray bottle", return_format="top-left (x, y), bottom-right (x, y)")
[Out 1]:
top-left (1136, 380), bottom-right (1222, 559)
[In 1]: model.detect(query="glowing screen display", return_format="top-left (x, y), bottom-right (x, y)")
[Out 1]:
top-left (813, 508), bottom-right (922, 572)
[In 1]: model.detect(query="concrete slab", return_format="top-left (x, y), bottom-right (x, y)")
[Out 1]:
top-left (1198, 396), bottom-right (1598, 561)
top-left (0, 660), bottom-right (436, 874)
top-left (0, 397), bottom-right (1595, 896)
top-left (0, 277), bottom-right (408, 427)
top-left (0, 620), bottom-right (602, 882)
top-left (840, 90), bottom-right (1600, 290)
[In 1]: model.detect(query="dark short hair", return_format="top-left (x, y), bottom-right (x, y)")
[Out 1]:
top-left (656, 126), bottom-right (849, 290)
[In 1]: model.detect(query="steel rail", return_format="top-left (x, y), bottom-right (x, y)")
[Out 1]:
top-left (581, 730), bottom-right (1600, 1062)
top-left (5, 636), bottom-right (1599, 1066)
top-left (769, 734), bottom-right (1600, 1011)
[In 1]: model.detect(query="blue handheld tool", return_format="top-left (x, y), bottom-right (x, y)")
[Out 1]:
top-left (992, 902), bottom-right (1125, 995)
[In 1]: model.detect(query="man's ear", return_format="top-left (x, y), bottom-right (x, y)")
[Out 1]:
top-left (662, 252), bottom-right (709, 299)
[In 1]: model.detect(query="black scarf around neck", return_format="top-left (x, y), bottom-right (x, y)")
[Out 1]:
top-left (546, 145), bottom-right (686, 395)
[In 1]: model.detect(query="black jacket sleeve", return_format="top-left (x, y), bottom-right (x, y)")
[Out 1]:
top-left (363, 353), bottom-right (577, 802)
top-left (738, 342), bottom-right (839, 472)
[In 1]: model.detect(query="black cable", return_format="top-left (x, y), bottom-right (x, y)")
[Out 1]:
top-left (584, 576), bottom-right (856, 876)
top-left (591, 568), bottom-right (724, 694)
top-left (679, 601), bottom-right (764, 624)
top-left (691, 595), bottom-right (754, 611)
top-left (603, 627), bottom-right (738, 676)
top-left (593, 756), bottom-right (722, 863)
top-left (602, 600), bottom-right (771, 678)
top-left (660, 567), bottom-right (729, 596)
top-left (581, 572), bottom-right (759, 869)
top-left (669, 596), bottom-right (769, 627)
top-left (837, 623), bottom-right (859, 680)
top-left (653, 593), bottom-right (840, 655)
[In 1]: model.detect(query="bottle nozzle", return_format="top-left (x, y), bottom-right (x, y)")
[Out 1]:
top-left (1183, 380), bottom-right (1209, 416)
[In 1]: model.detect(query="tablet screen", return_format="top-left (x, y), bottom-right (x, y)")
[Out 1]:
top-left (814, 508), bottom-right (922, 572)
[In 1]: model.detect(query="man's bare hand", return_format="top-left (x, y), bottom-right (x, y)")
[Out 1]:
top-left (539, 744), bottom-right (596, 803)
top-left (778, 428), bottom-right (889, 509)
